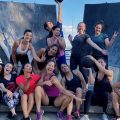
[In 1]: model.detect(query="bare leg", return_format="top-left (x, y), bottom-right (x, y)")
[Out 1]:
top-left (111, 92), bottom-right (120, 117)
top-left (35, 86), bottom-right (49, 112)
top-left (75, 88), bottom-right (82, 110)
top-left (54, 94), bottom-right (72, 111)
top-left (21, 94), bottom-right (29, 118)
top-left (67, 99), bottom-right (73, 115)
top-left (27, 93), bottom-right (34, 115)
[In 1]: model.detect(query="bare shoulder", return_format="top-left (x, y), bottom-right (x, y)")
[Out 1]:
top-left (72, 69), bottom-right (81, 76)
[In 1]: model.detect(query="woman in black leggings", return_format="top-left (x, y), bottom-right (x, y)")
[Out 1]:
top-left (80, 56), bottom-right (113, 120)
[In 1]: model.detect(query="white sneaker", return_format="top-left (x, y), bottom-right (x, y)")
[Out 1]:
top-left (80, 114), bottom-right (90, 120)
top-left (102, 113), bottom-right (108, 120)
top-left (117, 118), bottom-right (120, 120)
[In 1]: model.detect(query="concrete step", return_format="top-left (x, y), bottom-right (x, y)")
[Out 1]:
top-left (0, 104), bottom-right (115, 114)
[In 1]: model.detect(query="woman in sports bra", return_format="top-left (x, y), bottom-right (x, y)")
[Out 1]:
top-left (60, 63), bottom-right (86, 118)
top-left (11, 29), bottom-right (41, 74)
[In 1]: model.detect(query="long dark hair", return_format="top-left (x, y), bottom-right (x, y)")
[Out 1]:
top-left (0, 63), bottom-right (4, 78)
top-left (47, 44), bottom-right (59, 57)
top-left (51, 25), bottom-right (60, 37)
top-left (95, 20), bottom-right (104, 29)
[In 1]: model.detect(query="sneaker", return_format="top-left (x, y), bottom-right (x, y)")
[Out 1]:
top-left (7, 112), bottom-right (12, 119)
top-left (11, 115), bottom-right (18, 120)
top-left (57, 111), bottom-right (64, 120)
top-left (102, 113), bottom-right (108, 120)
top-left (67, 115), bottom-right (72, 120)
top-left (36, 109), bottom-right (44, 120)
top-left (80, 114), bottom-right (90, 120)
top-left (73, 111), bottom-right (80, 119)
top-left (21, 117), bottom-right (31, 120)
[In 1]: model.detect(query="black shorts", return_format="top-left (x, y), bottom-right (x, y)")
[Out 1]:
top-left (49, 97), bottom-right (57, 106)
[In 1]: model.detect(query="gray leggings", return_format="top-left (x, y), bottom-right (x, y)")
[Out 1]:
top-left (3, 92), bottom-right (19, 110)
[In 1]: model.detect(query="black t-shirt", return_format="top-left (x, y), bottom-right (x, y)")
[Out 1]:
top-left (71, 34), bottom-right (92, 58)
top-left (0, 74), bottom-right (17, 93)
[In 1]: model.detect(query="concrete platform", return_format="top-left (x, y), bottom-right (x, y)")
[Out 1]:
top-left (0, 113), bottom-right (114, 120)
top-left (0, 104), bottom-right (114, 114)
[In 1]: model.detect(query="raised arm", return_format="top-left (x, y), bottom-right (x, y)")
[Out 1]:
top-left (29, 44), bottom-right (41, 62)
top-left (33, 48), bottom-right (46, 71)
top-left (88, 56), bottom-right (113, 79)
top-left (12, 41), bottom-right (19, 66)
top-left (87, 38), bottom-right (108, 55)
top-left (68, 34), bottom-right (73, 45)
top-left (57, 2), bottom-right (62, 23)
top-left (105, 31), bottom-right (119, 48)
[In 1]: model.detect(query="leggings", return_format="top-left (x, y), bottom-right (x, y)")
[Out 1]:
top-left (3, 92), bottom-right (19, 110)
top-left (84, 90), bottom-right (109, 114)
top-left (70, 56), bottom-right (91, 83)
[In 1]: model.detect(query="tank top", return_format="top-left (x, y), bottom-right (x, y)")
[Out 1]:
top-left (94, 72), bottom-right (112, 94)
top-left (16, 41), bottom-right (29, 54)
top-left (43, 73), bottom-right (60, 97)
top-left (65, 72), bottom-right (82, 92)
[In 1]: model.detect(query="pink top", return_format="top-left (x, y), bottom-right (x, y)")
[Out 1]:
top-left (48, 37), bottom-right (64, 56)
top-left (43, 73), bottom-right (60, 97)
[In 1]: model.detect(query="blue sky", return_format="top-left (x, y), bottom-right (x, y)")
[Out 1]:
top-left (1, 0), bottom-right (120, 47)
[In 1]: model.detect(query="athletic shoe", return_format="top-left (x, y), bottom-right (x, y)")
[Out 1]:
top-left (102, 113), bottom-right (109, 120)
top-left (21, 117), bottom-right (31, 120)
top-left (57, 111), bottom-right (64, 120)
top-left (36, 109), bottom-right (44, 120)
top-left (80, 114), bottom-right (90, 120)
top-left (67, 115), bottom-right (72, 120)
top-left (11, 115), bottom-right (18, 120)
top-left (73, 111), bottom-right (80, 118)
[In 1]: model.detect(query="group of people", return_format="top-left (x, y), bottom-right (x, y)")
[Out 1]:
top-left (0, 1), bottom-right (120, 120)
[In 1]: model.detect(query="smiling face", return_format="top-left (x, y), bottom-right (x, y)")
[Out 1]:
top-left (23, 63), bottom-right (32, 73)
top-left (95, 24), bottom-right (103, 35)
top-left (49, 46), bottom-right (58, 56)
top-left (46, 61), bottom-right (55, 74)
top-left (77, 22), bottom-right (86, 34)
top-left (4, 63), bottom-right (13, 75)
top-left (52, 27), bottom-right (60, 37)
top-left (97, 58), bottom-right (106, 68)
top-left (61, 64), bottom-right (70, 73)
top-left (24, 32), bottom-right (33, 42)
